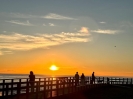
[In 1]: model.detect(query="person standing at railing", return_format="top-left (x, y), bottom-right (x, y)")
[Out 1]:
top-left (75, 72), bottom-right (79, 86)
top-left (29, 71), bottom-right (35, 92)
top-left (92, 72), bottom-right (95, 84)
top-left (81, 73), bottom-right (85, 85)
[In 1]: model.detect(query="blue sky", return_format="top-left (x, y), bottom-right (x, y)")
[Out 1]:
top-left (0, 0), bottom-right (133, 76)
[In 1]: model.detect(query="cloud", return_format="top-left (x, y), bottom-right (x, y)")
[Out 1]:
top-left (0, 69), bottom-right (16, 73)
top-left (42, 13), bottom-right (76, 20)
top-left (0, 12), bottom-right (37, 18)
top-left (2, 12), bottom-right (77, 20)
top-left (78, 27), bottom-right (89, 34)
top-left (120, 21), bottom-right (133, 28)
top-left (0, 51), bottom-right (3, 55)
top-left (3, 51), bottom-right (13, 54)
top-left (43, 23), bottom-right (55, 26)
top-left (43, 24), bottom-right (46, 26)
top-left (10, 13), bottom-right (38, 18)
top-left (6, 20), bottom-right (34, 26)
top-left (0, 32), bottom-right (91, 55)
top-left (49, 23), bottom-right (55, 26)
top-left (91, 29), bottom-right (120, 34)
top-left (3, 31), bottom-right (7, 33)
top-left (0, 50), bottom-right (13, 55)
top-left (99, 22), bottom-right (106, 24)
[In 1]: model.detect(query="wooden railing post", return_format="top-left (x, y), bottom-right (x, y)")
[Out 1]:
top-left (26, 78), bottom-right (28, 84)
top-left (122, 78), bottom-right (124, 84)
top-left (73, 77), bottom-right (75, 87)
top-left (39, 78), bottom-right (41, 91)
top-left (87, 77), bottom-right (89, 85)
top-left (90, 77), bottom-right (91, 84)
top-left (68, 79), bottom-right (71, 93)
top-left (62, 78), bottom-right (65, 95)
top-left (115, 78), bottom-right (116, 84)
top-left (127, 78), bottom-right (128, 84)
top-left (98, 77), bottom-right (100, 84)
top-left (17, 79), bottom-right (21, 99)
top-left (110, 78), bottom-right (112, 84)
top-left (131, 78), bottom-right (132, 84)
top-left (2, 80), bottom-right (5, 97)
top-left (44, 78), bottom-right (46, 99)
top-left (5, 84), bottom-right (8, 97)
top-left (18, 79), bottom-right (21, 93)
top-left (71, 78), bottom-right (74, 93)
top-left (26, 82), bottom-right (29, 99)
top-left (36, 82), bottom-right (39, 99)
top-left (103, 77), bottom-right (104, 84)
top-left (11, 79), bottom-right (13, 96)
top-left (48, 78), bottom-right (50, 90)
top-left (56, 80), bottom-right (59, 96)
top-left (50, 80), bottom-right (52, 98)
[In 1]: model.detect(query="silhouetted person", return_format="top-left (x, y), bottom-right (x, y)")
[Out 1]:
top-left (29, 71), bottom-right (35, 92)
top-left (81, 73), bottom-right (85, 85)
top-left (75, 72), bottom-right (79, 86)
top-left (92, 72), bottom-right (95, 84)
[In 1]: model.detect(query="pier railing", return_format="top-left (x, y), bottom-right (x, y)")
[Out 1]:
top-left (0, 77), bottom-right (132, 99)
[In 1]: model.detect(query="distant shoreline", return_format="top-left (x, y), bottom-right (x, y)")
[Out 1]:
top-left (0, 73), bottom-right (132, 78)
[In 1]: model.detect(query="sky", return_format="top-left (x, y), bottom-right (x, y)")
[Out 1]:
top-left (0, 0), bottom-right (133, 77)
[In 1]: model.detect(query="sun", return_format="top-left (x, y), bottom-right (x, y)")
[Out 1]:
top-left (49, 65), bottom-right (58, 71)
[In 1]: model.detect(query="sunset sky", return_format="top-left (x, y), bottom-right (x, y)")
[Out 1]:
top-left (0, 0), bottom-right (133, 77)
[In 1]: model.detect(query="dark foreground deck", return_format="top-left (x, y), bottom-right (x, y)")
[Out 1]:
top-left (51, 85), bottom-right (133, 99)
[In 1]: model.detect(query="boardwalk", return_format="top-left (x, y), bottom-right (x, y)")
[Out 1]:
top-left (88, 86), bottom-right (133, 99)
top-left (84, 85), bottom-right (133, 99)
top-left (51, 85), bottom-right (133, 99)
top-left (0, 77), bottom-right (133, 99)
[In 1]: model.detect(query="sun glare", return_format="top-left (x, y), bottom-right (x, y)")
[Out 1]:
top-left (50, 65), bottom-right (58, 71)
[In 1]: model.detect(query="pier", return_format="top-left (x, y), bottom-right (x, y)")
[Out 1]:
top-left (0, 77), bottom-right (133, 99)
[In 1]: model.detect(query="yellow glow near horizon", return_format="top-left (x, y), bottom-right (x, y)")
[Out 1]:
top-left (49, 65), bottom-right (58, 71)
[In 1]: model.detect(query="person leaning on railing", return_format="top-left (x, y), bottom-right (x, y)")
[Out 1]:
top-left (29, 71), bottom-right (35, 92)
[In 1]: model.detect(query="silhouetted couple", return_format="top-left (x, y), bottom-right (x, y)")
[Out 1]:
top-left (75, 72), bottom-right (85, 86)
top-left (29, 71), bottom-right (35, 92)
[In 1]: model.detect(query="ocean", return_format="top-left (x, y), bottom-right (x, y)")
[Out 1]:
top-left (0, 74), bottom-right (75, 79)
top-left (0, 74), bottom-right (75, 83)
top-left (0, 74), bottom-right (132, 79)
top-left (0, 74), bottom-right (45, 79)
top-left (0, 74), bottom-right (132, 81)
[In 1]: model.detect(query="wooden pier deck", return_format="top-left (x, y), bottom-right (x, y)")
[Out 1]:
top-left (51, 85), bottom-right (133, 99)
top-left (0, 77), bottom-right (133, 99)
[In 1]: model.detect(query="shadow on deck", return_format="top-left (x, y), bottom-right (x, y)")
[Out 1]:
top-left (50, 85), bottom-right (133, 99)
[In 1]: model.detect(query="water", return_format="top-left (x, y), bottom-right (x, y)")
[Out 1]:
top-left (0, 74), bottom-right (45, 79)
top-left (0, 74), bottom-right (75, 79)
